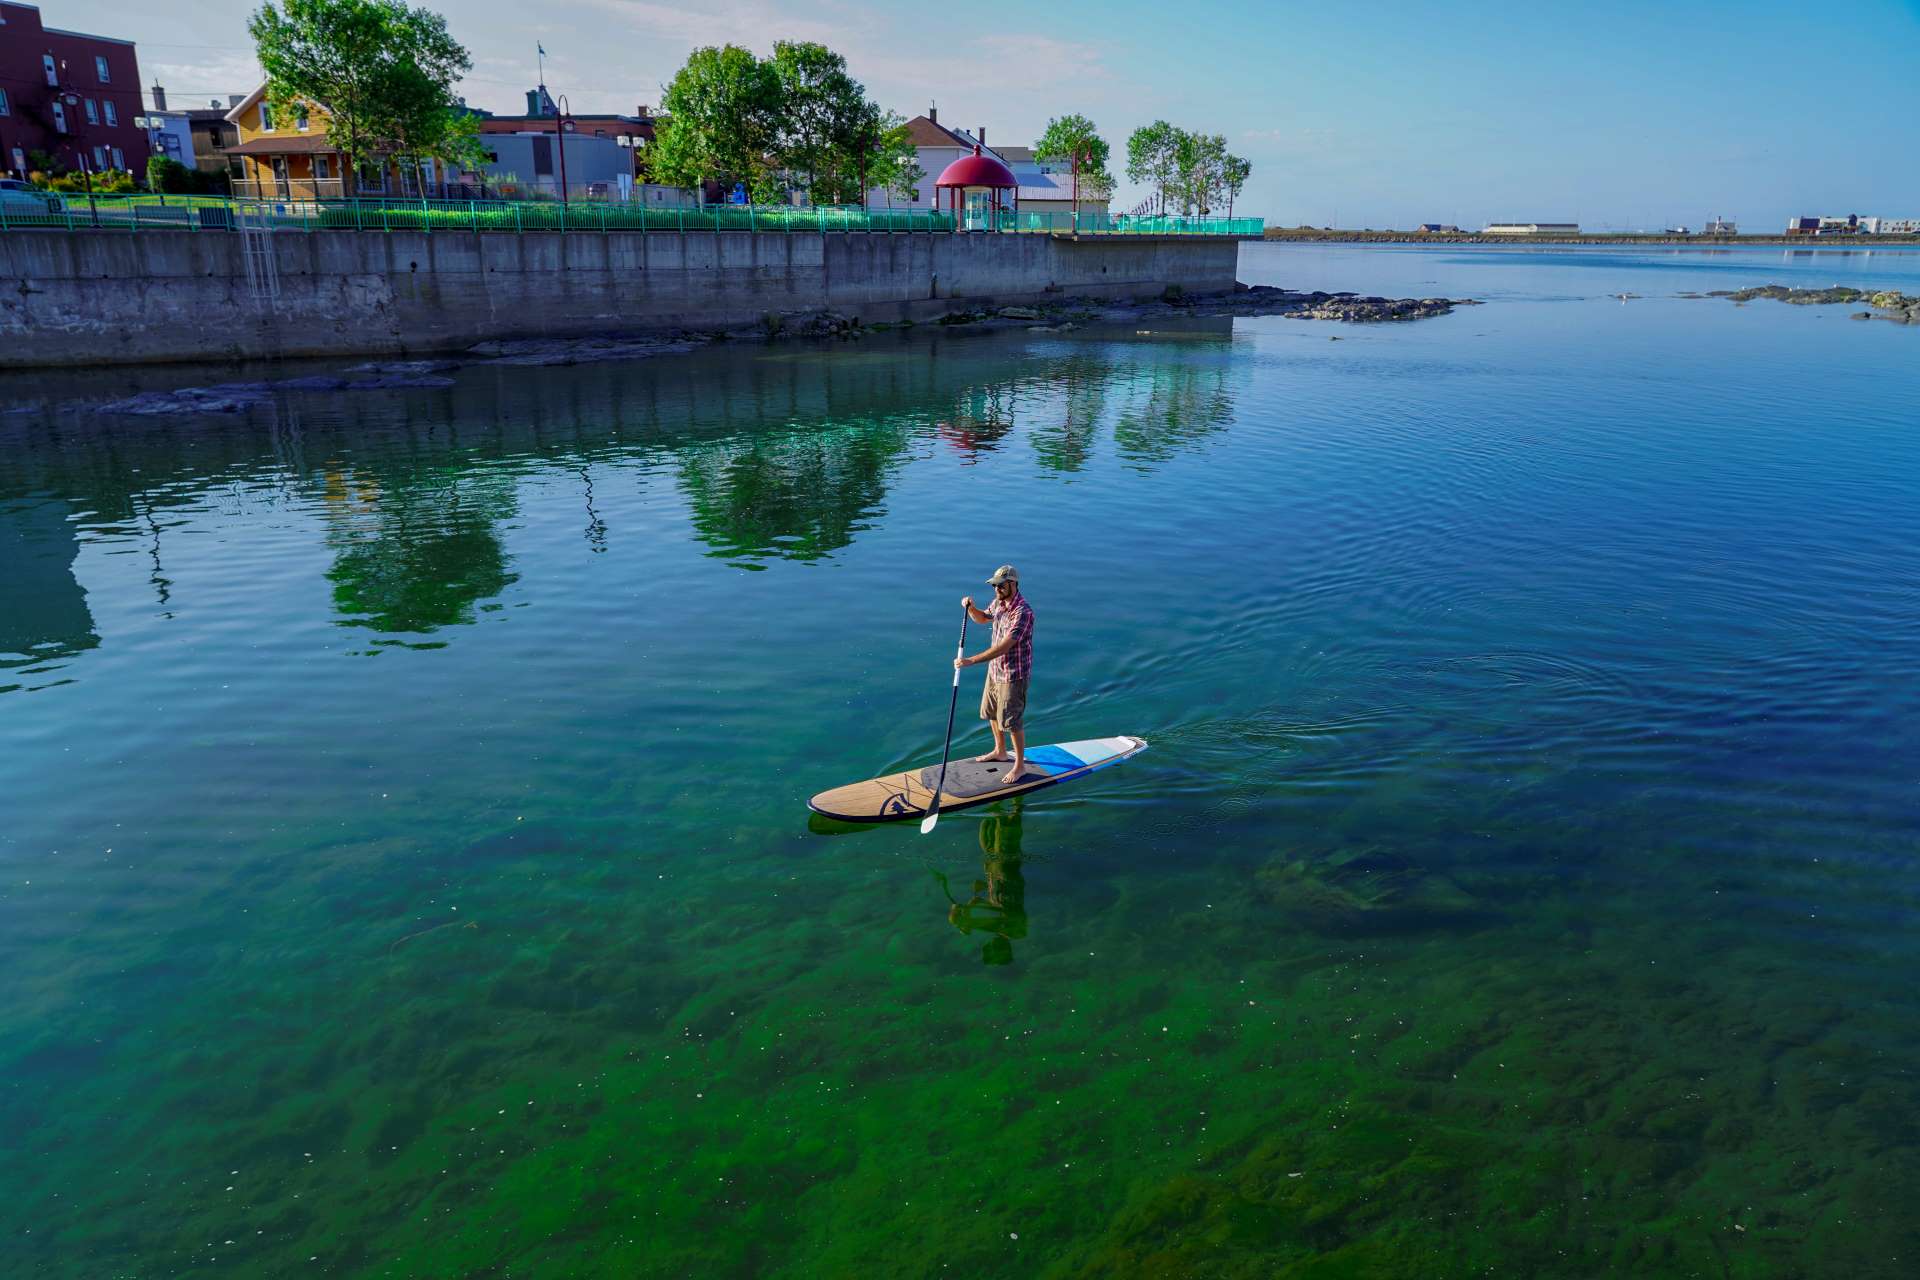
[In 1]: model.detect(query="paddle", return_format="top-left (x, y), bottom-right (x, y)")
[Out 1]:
top-left (921, 608), bottom-right (970, 834)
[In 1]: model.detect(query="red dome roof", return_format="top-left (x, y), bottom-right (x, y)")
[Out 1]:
top-left (934, 148), bottom-right (1016, 190)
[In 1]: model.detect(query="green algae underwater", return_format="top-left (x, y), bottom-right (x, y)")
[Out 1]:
top-left (4, 245), bottom-right (1920, 1276)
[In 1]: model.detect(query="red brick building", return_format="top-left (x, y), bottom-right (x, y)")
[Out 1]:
top-left (0, 2), bottom-right (150, 179)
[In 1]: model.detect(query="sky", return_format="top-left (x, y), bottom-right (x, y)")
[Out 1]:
top-left (50, 0), bottom-right (1920, 229)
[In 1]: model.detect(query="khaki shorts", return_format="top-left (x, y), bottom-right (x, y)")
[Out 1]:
top-left (980, 676), bottom-right (1028, 733)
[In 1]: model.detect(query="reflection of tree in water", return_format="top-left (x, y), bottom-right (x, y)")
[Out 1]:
top-left (675, 417), bottom-right (916, 565)
top-left (1029, 359), bottom-right (1110, 474)
top-left (1110, 359), bottom-right (1236, 470)
top-left (319, 466), bottom-right (519, 639)
top-left (938, 799), bottom-right (1029, 965)
top-left (0, 497), bottom-right (99, 690)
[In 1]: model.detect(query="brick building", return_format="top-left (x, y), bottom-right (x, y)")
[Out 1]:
top-left (0, 2), bottom-right (150, 179)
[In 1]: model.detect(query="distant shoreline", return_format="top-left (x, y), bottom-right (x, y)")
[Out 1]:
top-left (1259, 230), bottom-right (1920, 247)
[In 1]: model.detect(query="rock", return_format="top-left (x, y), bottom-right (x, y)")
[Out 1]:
top-left (344, 359), bottom-right (461, 376)
top-left (469, 336), bottom-right (699, 366)
top-left (998, 306), bottom-right (1043, 320)
top-left (98, 384), bottom-right (272, 415)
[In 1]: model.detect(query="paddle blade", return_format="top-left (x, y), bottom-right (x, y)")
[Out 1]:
top-left (919, 808), bottom-right (940, 834)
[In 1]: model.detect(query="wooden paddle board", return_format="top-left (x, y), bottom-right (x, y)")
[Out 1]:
top-left (807, 736), bottom-right (1148, 823)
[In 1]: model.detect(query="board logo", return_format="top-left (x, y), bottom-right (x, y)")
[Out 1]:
top-left (881, 791), bottom-right (914, 817)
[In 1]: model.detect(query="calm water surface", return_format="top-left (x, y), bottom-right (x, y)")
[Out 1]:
top-left (4, 244), bottom-right (1919, 1277)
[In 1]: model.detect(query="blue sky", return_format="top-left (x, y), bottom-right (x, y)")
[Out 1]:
top-left (59, 0), bottom-right (1920, 228)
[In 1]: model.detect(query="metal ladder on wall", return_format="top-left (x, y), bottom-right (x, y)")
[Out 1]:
top-left (235, 202), bottom-right (281, 313)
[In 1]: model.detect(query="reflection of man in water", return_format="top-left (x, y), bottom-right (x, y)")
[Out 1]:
top-left (946, 802), bottom-right (1028, 965)
top-left (958, 565), bottom-right (1035, 780)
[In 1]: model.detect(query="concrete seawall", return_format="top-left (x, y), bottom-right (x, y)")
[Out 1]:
top-left (0, 230), bottom-right (1241, 368)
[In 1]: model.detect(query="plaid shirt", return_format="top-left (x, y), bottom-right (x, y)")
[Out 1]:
top-left (987, 591), bottom-right (1034, 682)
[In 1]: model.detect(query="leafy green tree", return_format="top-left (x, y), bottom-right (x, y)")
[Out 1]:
top-left (649, 44), bottom-right (785, 201)
top-left (147, 156), bottom-right (195, 193)
top-left (1035, 114), bottom-right (1113, 216)
top-left (769, 41), bottom-right (874, 204)
top-left (1223, 153), bottom-right (1252, 220)
top-left (1125, 120), bottom-right (1181, 215)
top-left (870, 113), bottom-right (923, 206)
top-left (248, 0), bottom-right (473, 182)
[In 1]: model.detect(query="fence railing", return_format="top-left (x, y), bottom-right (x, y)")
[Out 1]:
top-left (0, 194), bottom-right (1262, 238)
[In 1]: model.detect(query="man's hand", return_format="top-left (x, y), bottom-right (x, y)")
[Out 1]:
top-left (961, 596), bottom-right (974, 610)
top-left (954, 654), bottom-right (976, 669)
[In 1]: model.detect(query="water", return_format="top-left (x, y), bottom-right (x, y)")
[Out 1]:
top-left (3, 244), bottom-right (1918, 1277)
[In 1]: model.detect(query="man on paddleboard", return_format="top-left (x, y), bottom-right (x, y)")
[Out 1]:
top-left (958, 565), bottom-right (1035, 780)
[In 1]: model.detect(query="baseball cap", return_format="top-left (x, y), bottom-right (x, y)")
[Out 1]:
top-left (986, 565), bottom-right (1019, 585)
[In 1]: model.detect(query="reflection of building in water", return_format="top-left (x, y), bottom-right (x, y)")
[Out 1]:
top-left (943, 801), bottom-right (1028, 965)
top-left (318, 466), bottom-right (520, 639)
top-left (675, 418), bottom-right (917, 564)
top-left (938, 385), bottom-right (1018, 463)
top-left (0, 497), bottom-right (100, 687)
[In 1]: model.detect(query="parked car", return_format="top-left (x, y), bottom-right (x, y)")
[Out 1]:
top-left (0, 179), bottom-right (66, 215)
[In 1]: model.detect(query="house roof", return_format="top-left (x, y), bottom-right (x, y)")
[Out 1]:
top-left (225, 83), bottom-right (268, 124)
top-left (902, 115), bottom-right (974, 149)
top-left (230, 134), bottom-right (335, 156)
top-left (996, 146), bottom-right (1036, 163)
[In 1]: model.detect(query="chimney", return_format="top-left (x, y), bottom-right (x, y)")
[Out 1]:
top-left (928, 103), bottom-right (937, 123)
top-left (152, 83), bottom-right (167, 112)
top-left (527, 89), bottom-right (541, 116)
top-left (978, 126), bottom-right (986, 148)
top-left (637, 104), bottom-right (650, 118)
top-left (228, 94), bottom-right (244, 107)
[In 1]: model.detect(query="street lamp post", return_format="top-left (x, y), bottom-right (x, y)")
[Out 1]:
top-left (555, 94), bottom-right (573, 205)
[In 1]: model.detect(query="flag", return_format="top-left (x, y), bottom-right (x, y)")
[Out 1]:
top-left (538, 43), bottom-right (547, 57)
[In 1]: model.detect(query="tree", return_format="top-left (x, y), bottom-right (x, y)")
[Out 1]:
top-left (867, 111), bottom-right (922, 207)
top-left (770, 41), bottom-right (873, 204)
top-left (248, 0), bottom-right (473, 182)
top-left (649, 45), bottom-right (784, 202)
top-left (146, 155), bottom-right (194, 193)
top-left (1035, 114), bottom-right (1113, 219)
top-left (1223, 152), bottom-right (1252, 221)
top-left (1125, 120), bottom-right (1181, 216)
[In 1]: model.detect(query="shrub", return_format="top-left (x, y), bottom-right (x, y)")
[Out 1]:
top-left (147, 156), bottom-right (196, 194)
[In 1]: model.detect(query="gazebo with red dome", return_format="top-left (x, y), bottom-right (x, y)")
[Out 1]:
top-left (933, 145), bottom-right (1017, 229)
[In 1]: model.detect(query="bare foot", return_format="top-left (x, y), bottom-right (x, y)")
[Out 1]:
top-left (1005, 762), bottom-right (1030, 781)
top-left (973, 751), bottom-right (1012, 763)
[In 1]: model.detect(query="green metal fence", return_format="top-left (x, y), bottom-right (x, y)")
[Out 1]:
top-left (0, 193), bottom-right (1262, 238)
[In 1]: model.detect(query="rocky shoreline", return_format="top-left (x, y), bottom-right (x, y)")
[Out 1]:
top-left (1684, 284), bottom-right (1920, 324)
top-left (82, 285), bottom-right (1474, 415)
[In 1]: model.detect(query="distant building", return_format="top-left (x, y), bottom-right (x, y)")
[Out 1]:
top-left (476, 88), bottom-right (658, 193)
top-left (1702, 216), bottom-right (1736, 235)
top-left (144, 87), bottom-right (242, 184)
top-left (1417, 223), bottom-right (1459, 233)
top-left (1876, 218), bottom-right (1920, 235)
top-left (1786, 217), bottom-right (1821, 235)
top-left (1664, 226), bottom-right (1690, 236)
top-left (1482, 222), bottom-right (1580, 235)
top-left (0, 1), bottom-right (151, 179)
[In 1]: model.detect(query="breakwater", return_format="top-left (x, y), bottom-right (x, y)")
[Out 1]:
top-left (0, 229), bottom-right (1239, 369)
top-left (1263, 229), bottom-right (1920, 247)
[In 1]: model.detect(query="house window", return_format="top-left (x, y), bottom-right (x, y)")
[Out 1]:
top-left (96, 55), bottom-right (111, 83)
top-left (295, 108), bottom-right (309, 132)
top-left (0, 88), bottom-right (9, 116)
top-left (85, 98), bottom-right (99, 125)
top-left (103, 100), bottom-right (117, 127)
top-left (111, 147), bottom-right (124, 170)
top-left (314, 155), bottom-right (330, 180)
top-left (44, 55), bottom-right (58, 86)
top-left (259, 103), bottom-right (274, 131)
top-left (93, 146), bottom-right (107, 170)
top-left (52, 100), bottom-right (67, 133)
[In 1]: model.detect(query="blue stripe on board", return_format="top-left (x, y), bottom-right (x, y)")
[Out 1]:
top-left (1023, 745), bottom-right (1082, 775)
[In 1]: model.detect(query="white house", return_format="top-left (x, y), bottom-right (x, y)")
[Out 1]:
top-left (862, 108), bottom-right (1107, 217)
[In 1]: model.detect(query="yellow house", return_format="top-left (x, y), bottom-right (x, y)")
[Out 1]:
top-left (224, 84), bottom-right (444, 200)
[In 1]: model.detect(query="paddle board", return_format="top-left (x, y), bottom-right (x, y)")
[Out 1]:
top-left (807, 736), bottom-right (1148, 823)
